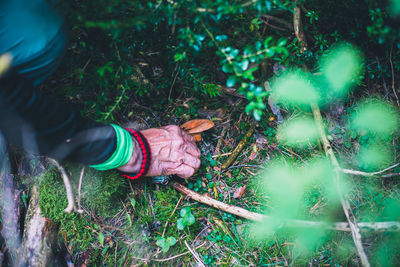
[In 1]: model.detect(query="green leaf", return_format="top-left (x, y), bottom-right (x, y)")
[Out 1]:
top-left (351, 99), bottom-right (399, 137)
top-left (102, 245), bottom-right (110, 255)
top-left (185, 213), bottom-right (196, 225)
top-left (277, 116), bottom-right (320, 148)
top-left (98, 232), bottom-right (104, 246)
top-left (156, 237), bottom-right (166, 247)
top-left (241, 60), bottom-right (249, 71)
top-left (321, 45), bottom-right (361, 96)
top-left (177, 218), bottom-right (185, 230)
top-left (271, 71), bottom-right (320, 107)
top-left (167, 237), bottom-right (177, 246)
top-left (180, 207), bottom-right (191, 217)
top-left (226, 76), bottom-right (236, 87)
top-left (130, 198), bottom-right (136, 208)
top-left (358, 143), bottom-right (393, 171)
top-left (216, 35), bottom-right (228, 42)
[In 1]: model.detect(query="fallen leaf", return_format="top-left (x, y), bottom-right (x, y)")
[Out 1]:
top-left (233, 185), bottom-right (247, 199)
top-left (249, 143), bottom-right (259, 160)
top-left (181, 119), bottom-right (215, 133)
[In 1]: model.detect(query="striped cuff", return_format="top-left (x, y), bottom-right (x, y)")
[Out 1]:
top-left (89, 124), bottom-right (133, 171)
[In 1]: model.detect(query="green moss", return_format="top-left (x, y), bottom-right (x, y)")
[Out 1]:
top-left (37, 166), bottom-right (129, 253)
top-left (38, 169), bottom-right (94, 251)
top-left (69, 167), bottom-right (128, 217)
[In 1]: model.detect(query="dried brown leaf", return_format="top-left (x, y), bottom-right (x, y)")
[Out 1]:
top-left (233, 185), bottom-right (247, 199)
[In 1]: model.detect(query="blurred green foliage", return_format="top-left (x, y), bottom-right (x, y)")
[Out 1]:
top-left (58, 0), bottom-right (398, 122)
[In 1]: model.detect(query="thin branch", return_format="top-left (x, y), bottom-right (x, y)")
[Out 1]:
top-left (389, 46), bottom-right (400, 106)
top-left (171, 182), bottom-right (400, 232)
top-left (342, 163), bottom-right (400, 177)
top-left (162, 195), bottom-right (183, 237)
top-left (312, 104), bottom-right (370, 267)
top-left (221, 124), bottom-right (255, 170)
top-left (292, 5), bottom-right (368, 264)
top-left (261, 15), bottom-right (293, 30)
top-left (77, 166), bottom-right (85, 213)
top-left (47, 158), bottom-right (76, 213)
top-left (293, 4), bottom-right (308, 52)
top-left (131, 242), bottom-right (209, 262)
top-left (184, 240), bottom-right (206, 267)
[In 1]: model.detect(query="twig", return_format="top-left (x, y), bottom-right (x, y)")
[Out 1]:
top-left (261, 15), bottom-right (292, 30)
top-left (214, 126), bottom-right (228, 156)
top-left (131, 242), bottom-right (208, 262)
top-left (162, 195), bottom-right (183, 237)
top-left (212, 152), bottom-right (231, 158)
top-left (312, 104), bottom-right (370, 267)
top-left (222, 164), bottom-right (264, 173)
top-left (171, 182), bottom-right (400, 232)
top-left (293, 3), bottom-right (308, 52)
top-left (77, 167), bottom-right (85, 213)
top-left (47, 158), bottom-right (76, 213)
top-left (389, 46), bottom-right (400, 106)
top-left (342, 163), bottom-right (400, 177)
top-left (184, 240), bottom-right (206, 267)
top-left (221, 124), bottom-right (255, 170)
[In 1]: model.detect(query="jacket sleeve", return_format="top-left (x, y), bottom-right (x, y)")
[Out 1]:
top-left (0, 68), bottom-right (116, 165)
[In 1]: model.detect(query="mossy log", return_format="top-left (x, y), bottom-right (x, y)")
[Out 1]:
top-left (17, 185), bottom-right (58, 267)
top-left (0, 173), bottom-right (21, 263)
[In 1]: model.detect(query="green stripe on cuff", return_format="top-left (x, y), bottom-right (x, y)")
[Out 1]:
top-left (89, 124), bottom-right (133, 171)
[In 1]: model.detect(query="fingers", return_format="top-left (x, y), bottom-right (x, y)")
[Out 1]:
top-left (181, 153), bottom-right (201, 169)
top-left (182, 132), bottom-right (201, 157)
top-left (173, 164), bottom-right (196, 178)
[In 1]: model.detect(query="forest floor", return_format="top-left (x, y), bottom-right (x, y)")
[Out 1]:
top-left (4, 6), bottom-right (400, 265)
top-left (21, 82), bottom-right (400, 266)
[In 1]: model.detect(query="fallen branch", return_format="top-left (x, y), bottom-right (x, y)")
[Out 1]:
top-left (221, 124), bottom-right (255, 171)
top-left (293, 5), bottom-right (368, 265)
top-left (47, 158), bottom-right (76, 213)
top-left (312, 104), bottom-right (370, 267)
top-left (171, 182), bottom-right (400, 232)
top-left (342, 163), bottom-right (399, 177)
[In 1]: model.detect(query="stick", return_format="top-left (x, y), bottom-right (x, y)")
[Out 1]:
top-left (221, 124), bottom-right (255, 171)
top-left (184, 240), bottom-right (206, 267)
top-left (47, 158), bottom-right (76, 213)
top-left (312, 105), bottom-right (370, 267)
top-left (342, 163), bottom-right (399, 177)
top-left (77, 167), bottom-right (85, 213)
top-left (162, 195), bottom-right (183, 237)
top-left (293, 4), bottom-right (308, 52)
top-left (292, 6), bottom-right (369, 265)
top-left (131, 242), bottom-right (209, 262)
top-left (214, 126), bottom-right (228, 156)
top-left (171, 182), bottom-right (400, 232)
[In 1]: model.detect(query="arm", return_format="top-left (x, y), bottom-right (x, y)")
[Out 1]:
top-left (0, 68), bottom-right (116, 165)
top-left (0, 69), bottom-right (201, 178)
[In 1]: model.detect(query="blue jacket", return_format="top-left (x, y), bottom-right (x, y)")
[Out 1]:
top-left (0, 0), bottom-right (117, 166)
